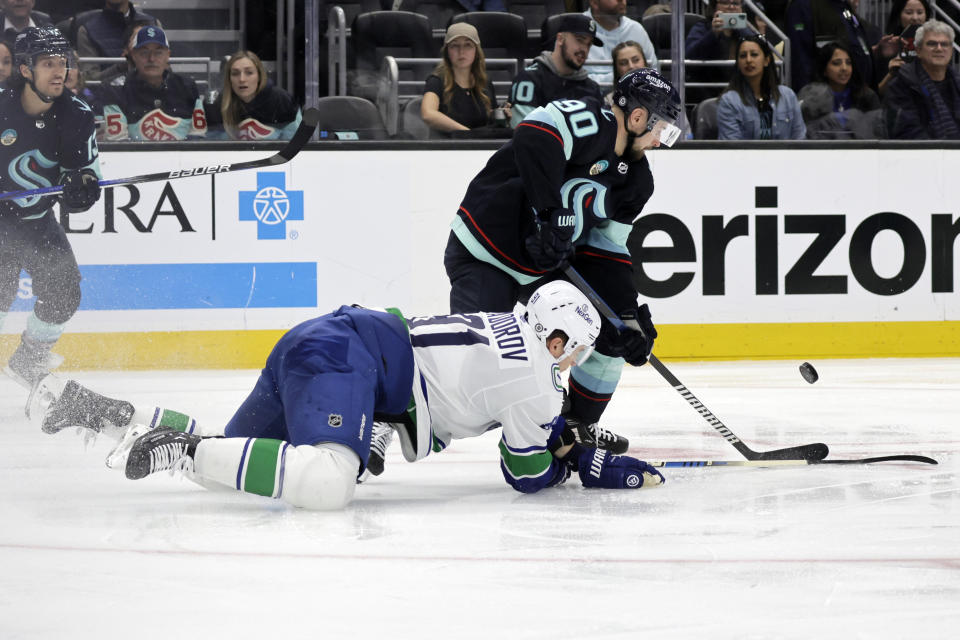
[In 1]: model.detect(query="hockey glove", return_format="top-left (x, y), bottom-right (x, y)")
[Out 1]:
top-left (59, 169), bottom-right (101, 212)
top-left (569, 446), bottom-right (664, 489)
top-left (615, 304), bottom-right (657, 366)
top-left (524, 207), bottom-right (575, 271)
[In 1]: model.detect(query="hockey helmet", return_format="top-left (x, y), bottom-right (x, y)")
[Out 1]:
top-left (612, 68), bottom-right (683, 147)
top-left (14, 26), bottom-right (72, 73)
top-left (524, 281), bottom-right (601, 366)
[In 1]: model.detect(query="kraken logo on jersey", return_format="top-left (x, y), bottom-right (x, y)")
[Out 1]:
top-left (237, 118), bottom-right (278, 141)
top-left (139, 109), bottom-right (181, 141)
top-left (7, 149), bottom-right (56, 209)
top-left (559, 177), bottom-right (609, 241)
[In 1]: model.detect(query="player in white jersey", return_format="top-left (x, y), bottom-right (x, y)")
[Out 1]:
top-left (29, 281), bottom-right (664, 510)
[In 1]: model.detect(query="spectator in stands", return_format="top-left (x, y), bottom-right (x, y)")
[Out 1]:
top-left (509, 13), bottom-right (604, 127)
top-left (1, 1), bottom-right (51, 39)
top-left (604, 39), bottom-right (646, 104)
top-left (0, 38), bottom-right (12, 86)
top-left (799, 41), bottom-right (881, 138)
top-left (686, 0), bottom-right (769, 99)
top-left (884, 20), bottom-right (960, 139)
top-left (875, 0), bottom-right (930, 95)
top-left (583, 0), bottom-right (657, 84)
top-left (718, 34), bottom-right (806, 139)
top-left (420, 22), bottom-right (498, 137)
top-left (207, 51), bottom-right (302, 140)
top-left (98, 25), bottom-right (207, 141)
top-left (75, 1), bottom-right (160, 84)
top-left (786, 0), bottom-right (877, 91)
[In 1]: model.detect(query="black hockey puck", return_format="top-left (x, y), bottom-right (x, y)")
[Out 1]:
top-left (799, 362), bottom-right (819, 384)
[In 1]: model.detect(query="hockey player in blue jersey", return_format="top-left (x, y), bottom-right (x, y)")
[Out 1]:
top-left (445, 67), bottom-right (682, 454)
top-left (1, 26), bottom-right (102, 387)
top-left (31, 281), bottom-right (665, 510)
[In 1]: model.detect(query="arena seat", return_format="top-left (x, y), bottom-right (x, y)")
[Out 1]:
top-left (641, 12), bottom-right (706, 60)
top-left (315, 96), bottom-right (390, 140)
top-left (692, 96), bottom-right (719, 140)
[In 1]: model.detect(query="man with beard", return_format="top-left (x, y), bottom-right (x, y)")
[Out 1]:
top-left (509, 13), bottom-right (604, 127)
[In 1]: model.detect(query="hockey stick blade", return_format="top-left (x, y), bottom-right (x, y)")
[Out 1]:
top-left (563, 265), bottom-right (829, 462)
top-left (651, 454), bottom-right (938, 468)
top-left (0, 107), bottom-right (320, 201)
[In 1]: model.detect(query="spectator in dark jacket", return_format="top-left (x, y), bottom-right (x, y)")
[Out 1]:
top-left (75, 1), bottom-right (160, 83)
top-left (1, 0), bottom-right (52, 40)
top-left (884, 20), bottom-right (960, 139)
top-left (786, 0), bottom-right (877, 91)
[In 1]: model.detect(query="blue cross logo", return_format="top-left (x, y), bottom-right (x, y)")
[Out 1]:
top-left (239, 172), bottom-right (304, 239)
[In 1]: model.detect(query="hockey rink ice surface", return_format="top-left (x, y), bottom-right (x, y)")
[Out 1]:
top-left (1, 358), bottom-right (958, 639)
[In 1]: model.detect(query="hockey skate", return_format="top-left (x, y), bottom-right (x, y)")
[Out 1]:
top-left (358, 422), bottom-right (395, 483)
top-left (565, 415), bottom-right (630, 454)
top-left (36, 378), bottom-right (135, 435)
top-left (4, 334), bottom-right (63, 389)
top-left (124, 427), bottom-right (201, 480)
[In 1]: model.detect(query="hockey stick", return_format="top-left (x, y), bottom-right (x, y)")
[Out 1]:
top-left (563, 265), bottom-right (829, 462)
top-left (651, 454), bottom-right (938, 468)
top-left (0, 107), bottom-right (320, 201)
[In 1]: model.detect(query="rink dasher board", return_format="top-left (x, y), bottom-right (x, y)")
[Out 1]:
top-left (1, 147), bottom-right (958, 368)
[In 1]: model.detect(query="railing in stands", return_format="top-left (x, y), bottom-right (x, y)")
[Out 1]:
top-left (80, 56), bottom-right (215, 94)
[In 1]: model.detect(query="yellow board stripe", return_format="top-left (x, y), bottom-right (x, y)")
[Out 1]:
top-left (1, 321), bottom-right (958, 369)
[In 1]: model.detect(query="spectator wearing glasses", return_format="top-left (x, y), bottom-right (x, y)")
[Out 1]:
top-left (207, 50), bottom-right (301, 140)
top-left (883, 20), bottom-right (960, 139)
top-left (717, 34), bottom-right (806, 139)
top-left (99, 25), bottom-right (207, 140)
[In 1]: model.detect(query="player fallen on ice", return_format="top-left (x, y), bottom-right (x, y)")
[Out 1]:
top-left (445, 68), bottom-right (682, 455)
top-left (1, 26), bottom-right (102, 388)
top-left (29, 281), bottom-right (664, 510)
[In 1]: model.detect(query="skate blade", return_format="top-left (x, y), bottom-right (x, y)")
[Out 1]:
top-left (25, 374), bottom-right (68, 423)
top-left (105, 423), bottom-right (155, 471)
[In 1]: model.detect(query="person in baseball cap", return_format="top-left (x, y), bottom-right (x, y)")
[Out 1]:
top-left (553, 13), bottom-right (604, 47)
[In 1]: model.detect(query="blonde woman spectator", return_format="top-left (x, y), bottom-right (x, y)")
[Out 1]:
top-left (207, 50), bottom-right (302, 140)
top-left (420, 22), bottom-right (497, 136)
top-left (718, 35), bottom-right (805, 139)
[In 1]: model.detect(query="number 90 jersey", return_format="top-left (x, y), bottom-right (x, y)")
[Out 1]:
top-left (452, 96), bottom-right (622, 284)
top-left (408, 308), bottom-right (564, 453)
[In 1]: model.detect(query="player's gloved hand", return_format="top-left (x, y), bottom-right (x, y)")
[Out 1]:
top-left (525, 207), bottom-right (575, 270)
top-left (616, 304), bottom-right (657, 366)
top-left (573, 447), bottom-right (665, 489)
top-left (59, 169), bottom-right (101, 212)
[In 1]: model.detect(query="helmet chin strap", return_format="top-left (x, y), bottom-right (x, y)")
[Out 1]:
top-left (27, 78), bottom-right (57, 103)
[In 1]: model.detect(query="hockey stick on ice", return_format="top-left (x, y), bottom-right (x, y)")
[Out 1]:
top-left (563, 265), bottom-right (829, 462)
top-left (650, 454), bottom-right (938, 468)
top-left (0, 107), bottom-right (320, 202)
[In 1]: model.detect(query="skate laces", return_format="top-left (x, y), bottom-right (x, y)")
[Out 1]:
top-left (589, 423), bottom-right (618, 444)
top-left (149, 441), bottom-right (194, 476)
top-left (370, 425), bottom-right (394, 457)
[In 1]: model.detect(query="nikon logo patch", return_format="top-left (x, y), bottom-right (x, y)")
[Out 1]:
top-left (0, 129), bottom-right (16, 145)
top-left (589, 160), bottom-right (608, 175)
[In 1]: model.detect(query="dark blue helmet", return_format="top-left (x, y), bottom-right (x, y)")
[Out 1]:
top-left (14, 26), bottom-right (72, 72)
top-left (612, 68), bottom-right (682, 126)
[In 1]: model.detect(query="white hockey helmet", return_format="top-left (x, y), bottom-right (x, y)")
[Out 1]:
top-left (524, 280), bottom-right (601, 365)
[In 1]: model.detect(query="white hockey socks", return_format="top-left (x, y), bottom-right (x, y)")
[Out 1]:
top-left (193, 438), bottom-right (360, 510)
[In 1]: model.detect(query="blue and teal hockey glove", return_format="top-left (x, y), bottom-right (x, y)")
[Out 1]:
top-left (59, 169), bottom-right (101, 212)
top-left (565, 445), bottom-right (665, 489)
top-left (525, 207), bottom-right (575, 271)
